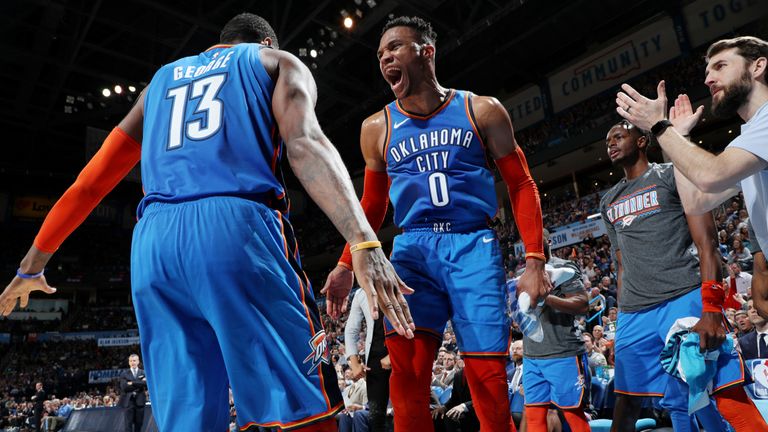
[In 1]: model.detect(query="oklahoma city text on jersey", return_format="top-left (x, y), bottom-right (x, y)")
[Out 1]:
top-left (605, 185), bottom-right (661, 228)
top-left (388, 127), bottom-right (475, 172)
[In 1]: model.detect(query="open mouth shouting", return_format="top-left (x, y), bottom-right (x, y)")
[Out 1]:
top-left (384, 66), bottom-right (407, 98)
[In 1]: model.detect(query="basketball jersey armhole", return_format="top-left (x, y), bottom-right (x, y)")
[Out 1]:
top-left (382, 106), bottom-right (392, 163)
top-left (250, 45), bottom-right (276, 94)
top-left (464, 91), bottom-right (487, 149)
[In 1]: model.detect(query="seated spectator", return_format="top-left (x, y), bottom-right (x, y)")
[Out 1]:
top-left (507, 341), bottom-right (525, 430)
top-left (737, 300), bottom-right (768, 360)
top-left (436, 352), bottom-right (458, 389)
top-left (602, 307), bottom-right (618, 340)
top-left (337, 369), bottom-right (368, 432)
top-left (583, 333), bottom-right (607, 375)
top-left (734, 310), bottom-right (754, 337)
top-left (431, 366), bottom-right (479, 432)
top-left (726, 262), bottom-right (753, 297)
top-left (729, 239), bottom-right (752, 267)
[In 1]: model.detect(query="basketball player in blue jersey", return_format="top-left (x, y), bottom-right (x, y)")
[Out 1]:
top-left (322, 16), bottom-right (549, 432)
top-left (0, 13), bottom-right (416, 432)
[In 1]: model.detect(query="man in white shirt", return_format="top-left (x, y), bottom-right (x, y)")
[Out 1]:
top-left (614, 36), bottom-right (768, 322)
top-left (726, 262), bottom-right (753, 296)
top-left (344, 288), bottom-right (390, 432)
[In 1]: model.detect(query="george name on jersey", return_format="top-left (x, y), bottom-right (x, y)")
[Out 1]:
top-left (389, 127), bottom-right (474, 172)
top-left (172, 51), bottom-right (233, 81)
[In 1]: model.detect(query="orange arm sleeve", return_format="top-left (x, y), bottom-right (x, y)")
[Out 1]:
top-left (34, 127), bottom-right (141, 253)
top-left (338, 168), bottom-right (390, 270)
top-left (495, 147), bottom-right (545, 260)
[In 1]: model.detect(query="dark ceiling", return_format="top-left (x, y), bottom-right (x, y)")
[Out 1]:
top-left (0, 0), bottom-right (679, 182)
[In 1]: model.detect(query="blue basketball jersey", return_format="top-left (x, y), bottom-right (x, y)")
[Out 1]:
top-left (139, 43), bottom-right (287, 218)
top-left (384, 90), bottom-right (497, 229)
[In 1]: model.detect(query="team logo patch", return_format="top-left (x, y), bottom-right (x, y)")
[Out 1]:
top-left (303, 330), bottom-right (330, 374)
top-left (575, 374), bottom-right (585, 389)
top-left (605, 184), bottom-right (661, 228)
top-left (618, 214), bottom-right (637, 228)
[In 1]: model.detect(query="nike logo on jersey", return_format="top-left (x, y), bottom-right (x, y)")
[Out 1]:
top-left (393, 118), bottom-right (410, 129)
top-left (483, 237), bottom-right (495, 243)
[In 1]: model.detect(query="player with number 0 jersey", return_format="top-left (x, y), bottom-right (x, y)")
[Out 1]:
top-left (322, 16), bottom-right (549, 432)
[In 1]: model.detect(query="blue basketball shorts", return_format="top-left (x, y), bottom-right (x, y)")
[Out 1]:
top-left (523, 354), bottom-right (591, 409)
top-left (131, 197), bottom-right (342, 431)
top-left (385, 227), bottom-right (510, 357)
top-left (614, 288), bottom-right (745, 396)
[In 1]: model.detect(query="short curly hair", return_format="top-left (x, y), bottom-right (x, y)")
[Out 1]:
top-left (220, 13), bottom-right (279, 49)
top-left (381, 16), bottom-right (437, 46)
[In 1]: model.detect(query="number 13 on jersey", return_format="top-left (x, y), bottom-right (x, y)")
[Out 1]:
top-left (165, 74), bottom-right (226, 150)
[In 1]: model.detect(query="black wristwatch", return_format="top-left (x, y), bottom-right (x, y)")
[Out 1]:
top-left (651, 119), bottom-right (673, 137)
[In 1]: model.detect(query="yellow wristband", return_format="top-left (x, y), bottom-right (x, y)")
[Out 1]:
top-left (349, 240), bottom-right (382, 252)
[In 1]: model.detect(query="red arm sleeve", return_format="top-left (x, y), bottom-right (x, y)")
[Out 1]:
top-left (338, 168), bottom-right (390, 269)
top-left (34, 127), bottom-right (141, 253)
top-left (495, 147), bottom-right (545, 260)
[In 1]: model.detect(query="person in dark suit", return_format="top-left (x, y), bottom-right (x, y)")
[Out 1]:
top-left (738, 300), bottom-right (768, 360)
top-left (431, 367), bottom-right (480, 432)
top-left (119, 353), bottom-right (147, 432)
top-left (30, 382), bottom-right (45, 432)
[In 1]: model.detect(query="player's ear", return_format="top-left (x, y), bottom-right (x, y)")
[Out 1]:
top-left (422, 43), bottom-right (435, 61)
top-left (261, 37), bottom-right (274, 48)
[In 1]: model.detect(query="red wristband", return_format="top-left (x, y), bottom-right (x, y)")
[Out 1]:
top-left (701, 280), bottom-right (725, 313)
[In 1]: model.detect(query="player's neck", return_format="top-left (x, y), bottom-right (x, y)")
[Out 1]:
top-left (738, 84), bottom-right (768, 122)
top-left (622, 157), bottom-right (649, 181)
top-left (398, 79), bottom-right (449, 115)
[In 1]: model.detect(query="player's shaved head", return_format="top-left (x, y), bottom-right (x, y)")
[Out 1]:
top-left (220, 13), bottom-right (279, 49)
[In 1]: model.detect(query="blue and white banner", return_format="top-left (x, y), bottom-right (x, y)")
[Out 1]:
top-left (548, 17), bottom-right (680, 113)
top-left (97, 336), bottom-right (140, 347)
top-left (88, 369), bottom-right (127, 384)
top-left (501, 85), bottom-right (546, 130)
top-left (512, 216), bottom-right (608, 255)
top-left (549, 217), bottom-right (608, 249)
top-left (683, 0), bottom-right (768, 48)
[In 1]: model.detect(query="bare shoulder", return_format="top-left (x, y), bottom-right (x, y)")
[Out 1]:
top-left (362, 110), bottom-right (387, 134)
top-left (470, 94), bottom-right (505, 117)
top-left (361, 110), bottom-right (388, 167)
top-left (259, 48), bottom-right (304, 79)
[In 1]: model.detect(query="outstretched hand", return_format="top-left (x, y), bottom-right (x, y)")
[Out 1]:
top-left (616, 80), bottom-right (668, 131)
top-left (351, 247), bottom-right (415, 339)
top-left (669, 94), bottom-right (704, 136)
top-left (0, 275), bottom-right (57, 316)
top-left (321, 265), bottom-right (355, 319)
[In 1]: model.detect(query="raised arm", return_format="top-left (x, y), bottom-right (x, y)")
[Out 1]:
top-left (265, 49), bottom-right (413, 337)
top-left (616, 82), bottom-right (764, 196)
top-left (0, 90), bottom-right (145, 316)
top-left (673, 166), bottom-right (740, 215)
top-left (472, 95), bottom-right (550, 306)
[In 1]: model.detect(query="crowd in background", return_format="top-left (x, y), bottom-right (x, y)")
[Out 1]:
top-left (0, 183), bottom-right (758, 431)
